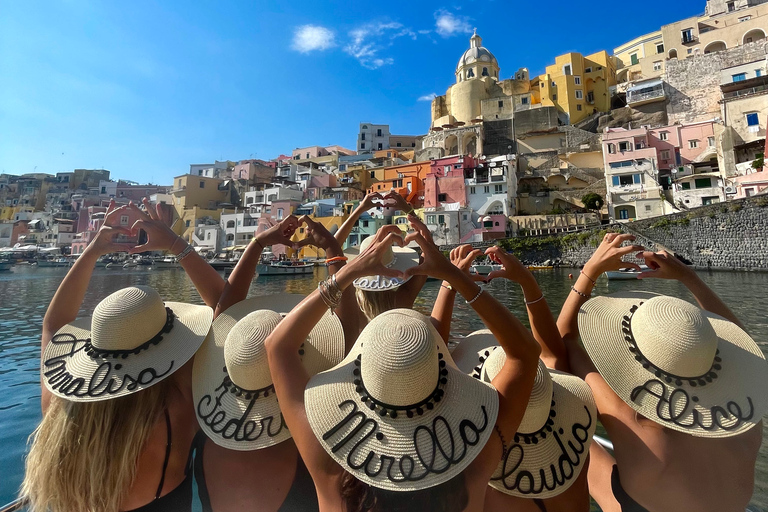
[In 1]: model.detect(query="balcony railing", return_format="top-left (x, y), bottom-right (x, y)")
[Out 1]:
top-left (627, 88), bottom-right (666, 105)
top-left (681, 34), bottom-right (697, 44)
top-left (722, 82), bottom-right (768, 100)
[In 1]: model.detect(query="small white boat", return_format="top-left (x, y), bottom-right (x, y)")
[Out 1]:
top-left (470, 263), bottom-right (503, 276)
top-left (36, 257), bottom-right (71, 268)
top-left (256, 261), bottom-right (314, 276)
top-left (606, 267), bottom-right (644, 280)
top-left (122, 261), bottom-right (138, 269)
top-left (153, 256), bottom-right (179, 269)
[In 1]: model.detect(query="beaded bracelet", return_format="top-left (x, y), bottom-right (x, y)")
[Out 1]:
top-left (525, 294), bottom-right (546, 306)
top-left (570, 285), bottom-right (591, 299)
top-left (325, 256), bottom-right (348, 265)
top-left (466, 288), bottom-right (484, 305)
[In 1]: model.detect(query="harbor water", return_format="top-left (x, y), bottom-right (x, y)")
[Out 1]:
top-left (0, 265), bottom-right (766, 509)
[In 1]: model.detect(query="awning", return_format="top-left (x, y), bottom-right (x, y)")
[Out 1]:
top-left (223, 245), bottom-right (248, 251)
top-left (628, 78), bottom-right (663, 91)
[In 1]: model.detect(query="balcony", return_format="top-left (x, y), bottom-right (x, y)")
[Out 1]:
top-left (170, 186), bottom-right (187, 194)
top-left (681, 34), bottom-right (697, 44)
top-left (627, 80), bottom-right (666, 106)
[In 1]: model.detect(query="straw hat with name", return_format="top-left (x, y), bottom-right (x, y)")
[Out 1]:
top-left (193, 295), bottom-right (344, 451)
top-left (42, 286), bottom-right (213, 402)
top-left (305, 309), bottom-right (499, 491)
top-left (344, 233), bottom-right (419, 291)
top-left (579, 292), bottom-right (768, 438)
top-left (451, 332), bottom-right (596, 499)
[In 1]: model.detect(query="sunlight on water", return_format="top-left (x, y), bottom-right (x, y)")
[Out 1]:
top-left (0, 265), bottom-right (766, 509)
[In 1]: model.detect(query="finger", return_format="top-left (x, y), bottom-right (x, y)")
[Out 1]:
top-left (486, 269), bottom-right (509, 281)
top-left (404, 231), bottom-right (427, 249)
top-left (142, 198), bottom-right (160, 221)
top-left (603, 232), bottom-right (618, 244)
top-left (128, 244), bottom-right (151, 254)
top-left (618, 244), bottom-right (644, 255)
top-left (129, 202), bottom-right (152, 222)
top-left (457, 244), bottom-right (471, 259)
top-left (472, 274), bottom-right (488, 283)
top-left (129, 219), bottom-right (150, 235)
top-left (110, 243), bottom-right (135, 253)
top-left (402, 264), bottom-right (426, 279)
top-left (376, 266), bottom-right (405, 279)
top-left (375, 225), bottom-right (403, 241)
top-left (611, 234), bottom-right (636, 246)
top-left (103, 225), bottom-right (132, 235)
top-left (298, 215), bottom-right (315, 228)
top-left (619, 262), bottom-right (642, 272)
top-left (106, 199), bottom-right (116, 215)
top-left (638, 269), bottom-right (662, 279)
top-left (464, 249), bottom-right (483, 264)
top-left (294, 238), bottom-right (314, 248)
top-left (376, 232), bottom-right (405, 251)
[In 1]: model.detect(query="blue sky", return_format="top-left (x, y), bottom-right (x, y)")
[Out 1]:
top-left (1, 0), bottom-right (705, 185)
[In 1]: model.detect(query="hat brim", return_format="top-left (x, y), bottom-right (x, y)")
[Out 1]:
top-left (193, 295), bottom-right (345, 451)
top-left (304, 309), bottom-right (499, 491)
top-left (489, 370), bottom-right (597, 499)
top-left (345, 246), bottom-right (420, 291)
top-left (579, 291), bottom-right (768, 438)
top-left (450, 330), bottom-right (498, 377)
top-left (42, 302), bottom-right (213, 402)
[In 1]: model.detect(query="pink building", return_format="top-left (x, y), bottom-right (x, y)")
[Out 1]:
top-left (70, 206), bottom-right (145, 255)
top-left (423, 156), bottom-right (480, 209)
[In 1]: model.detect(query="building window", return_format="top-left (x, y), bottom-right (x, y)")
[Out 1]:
top-left (574, 76), bottom-right (581, 85)
top-left (577, 104), bottom-right (583, 111)
top-left (470, 186), bottom-right (476, 194)
top-left (659, 131), bottom-right (669, 141)
top-left (482, 67), bottom-right (489, 76)
top-left (689, 139), bottom-right (699, 149)
top-left (682, 28), bottom-right (694, 44)
top-left (199, 181), bottom-right (205, 188)
top-left (645, 205), bottom-right (652, 212)
top-left (563, 64), bottom-right (572, 76)
top-left (370, 171), bottom-right (375, 178)
top-left (611, 174), bottom-right (641, 186)
top-left (739, 16), bottom-right (751, 22)
top-left (695, 178), bottom-right (712, 189)
top-left (185, 220), bottom-right (191, 227)
top-left (521, 97), bottom-right (529, 105)
top-left (362, 220), bottom-right (369, 227)
top-left (541, 83), bottom-right (545, 88)
top-left (494, 184), bottom-right (503, 193)
top-left (360, 142), bottom-right (365, 149)
top-left (656, 43), bottom-right (664, 54)
top-left (708, 136), bottom-right (715, 147)
top-left (727, 1), bottom-right (735, 11)
top-left (618, 141), bottom-right (631, 152)
top-left (427, 215), bottom-right (436, 224)
top-left (467, 69), bottom-right (474, 78)
top-left (607, 143), bottom-right (616, 154)
top-left (661, 150), bottom-right (671, 160)
top-left (585, 67), bottom-right (592, 73)
top-left (732, 73), bottom-right (747, 82)
top-left (483, 186), bottom-right (490, 194)
top-left (552, 94), bottom-right (557, 100)
top-left (653, 61), bottom-right (662, 71)
top-left (681, 182), bottom-right (691, 190)
top-left (396, 142), bottom-right (402, 147)
top-left (587, 91), bottom-right (594, 103)
top-left (630, 53), bottom-right (639, 65)
top-left (498, 100), bottom-right (504, 108)
top-left (552, 81), bottom-right (556, 87)
top-left (120, 215), bottom-right (129, 225)
top-left (575, 90), bottom-right (583, 99)
top-left (746, 112), bottom-right (760, 126)
top-left (438, 193), bottom-right (447, 202)
top-left (361, 133), bottom-right (365, 140)
top-left (378, 143), bottom-right (383, 150)
top-left (377, 129), bottom-right (382, 136)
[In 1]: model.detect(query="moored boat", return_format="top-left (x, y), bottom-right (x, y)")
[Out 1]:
top-left (36, 257), bottom-right (71, 268)
top-left (606, 266), bottom-right (647, 280)
top-left (256, 261), bottom-right (314, 276)
top-left (152, 256), bottom-right (179, 269)
top-left (470, 263), bottom-right (503, 276)
top-left (0, 261), bottom-right (12, 272)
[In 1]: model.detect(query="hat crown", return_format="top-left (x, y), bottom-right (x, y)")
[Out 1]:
top-left (482, 351), bottom-right (553, 434)
top-left (91, 286), bottom-right (167, 351)
top-left (359, 233), bottom-right (395, 267)
top-left (224, 310), bottom-right (282, 390)
top-left (632, 297), bottom-right (718, 378)
top-left (359, 312), bottom-right (439, 407)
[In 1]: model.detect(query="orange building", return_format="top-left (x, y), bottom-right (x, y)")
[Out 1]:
top-left (367, 161), bottom-right (431, 207)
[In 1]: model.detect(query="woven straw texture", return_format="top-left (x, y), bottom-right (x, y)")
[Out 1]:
top-left (481, 348), bottom-right (596, 498)
top-left (305, 309), bottom-right (499, 491)
top-left (579, 292), bottom-right (768, 438)
top-left (450, 329), bottom-right (498, 376)
top-left (193, 295), bottom-right (344, 451)
top-left (43, 286), bottom-right (213, 402)
top-left (344, 234), bottom-right (419, 291)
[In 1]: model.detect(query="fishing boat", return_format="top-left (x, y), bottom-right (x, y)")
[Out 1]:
top-left (256, 260), bottom-right (314, 276)
top-left (35, 257), bottom-right (71, 268)
top-left (208, 259), bottom-right (236, 271)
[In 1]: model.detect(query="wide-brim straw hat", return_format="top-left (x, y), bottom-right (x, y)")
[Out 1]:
top-left (305, 309), bottom-right (499, 491)
top-left (193, 295), bottom-right (344, 451)
top-left (42, 286), bottom-right (213, 402)
top-left (344, 233), bottom-right (419, 291)
top-left (579, 291), bottom-right (768, 438)
top-left (452, 338), bottom-right (597, 499)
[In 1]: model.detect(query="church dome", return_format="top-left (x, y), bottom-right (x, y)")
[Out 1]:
top-left (456, 31), bottom-right (498, 73)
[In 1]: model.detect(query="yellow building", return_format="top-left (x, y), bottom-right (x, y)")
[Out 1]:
top-left (614, 31), bottom-right (666, 85)
top-left (170, 174), bottom-right (233, 242)
top-left (535, 51), bottom-right (617, 124)
top-left (290, 215), bottom-right (349, 258)
top-left (0, 206), bottom-right (22, 221)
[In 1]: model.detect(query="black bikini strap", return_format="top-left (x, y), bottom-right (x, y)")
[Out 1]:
top-left (155, 409), bottom-right (172, 500)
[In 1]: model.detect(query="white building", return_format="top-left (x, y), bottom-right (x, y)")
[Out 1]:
top-left (243, 185), bottom-right (303, 208)
top-left (358, 123), bottom-right (391, 153)
top-left (465, 155), bottom-right (517, 216)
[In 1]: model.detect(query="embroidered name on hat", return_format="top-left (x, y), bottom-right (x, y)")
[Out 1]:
top-left (353, 275), bottom-right (404, 290)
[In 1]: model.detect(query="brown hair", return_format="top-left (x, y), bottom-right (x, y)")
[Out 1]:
top-left (340, 471), bottom-right (469, 512)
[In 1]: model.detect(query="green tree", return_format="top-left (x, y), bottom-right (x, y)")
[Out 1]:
top-left (581, 193), bottom-right (605, 212)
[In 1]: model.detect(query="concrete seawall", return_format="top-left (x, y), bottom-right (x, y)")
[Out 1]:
top-left (453, 196), bottom-right (768, 271)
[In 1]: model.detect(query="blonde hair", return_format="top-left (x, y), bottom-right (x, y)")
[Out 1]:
top-left (21, 379), bottom-right (171, 512)
top-left (356, 288), bottom-right (399, 321)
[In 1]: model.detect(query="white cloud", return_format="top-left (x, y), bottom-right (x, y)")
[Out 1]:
top-left (434, 10), bottom-right (472, 37)
top-left (291, 25), bottom-right (336, 53)
top-left (344, 22), bottom-right (407, 69)
top-left (418, 93), bottom-right (437, 102)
